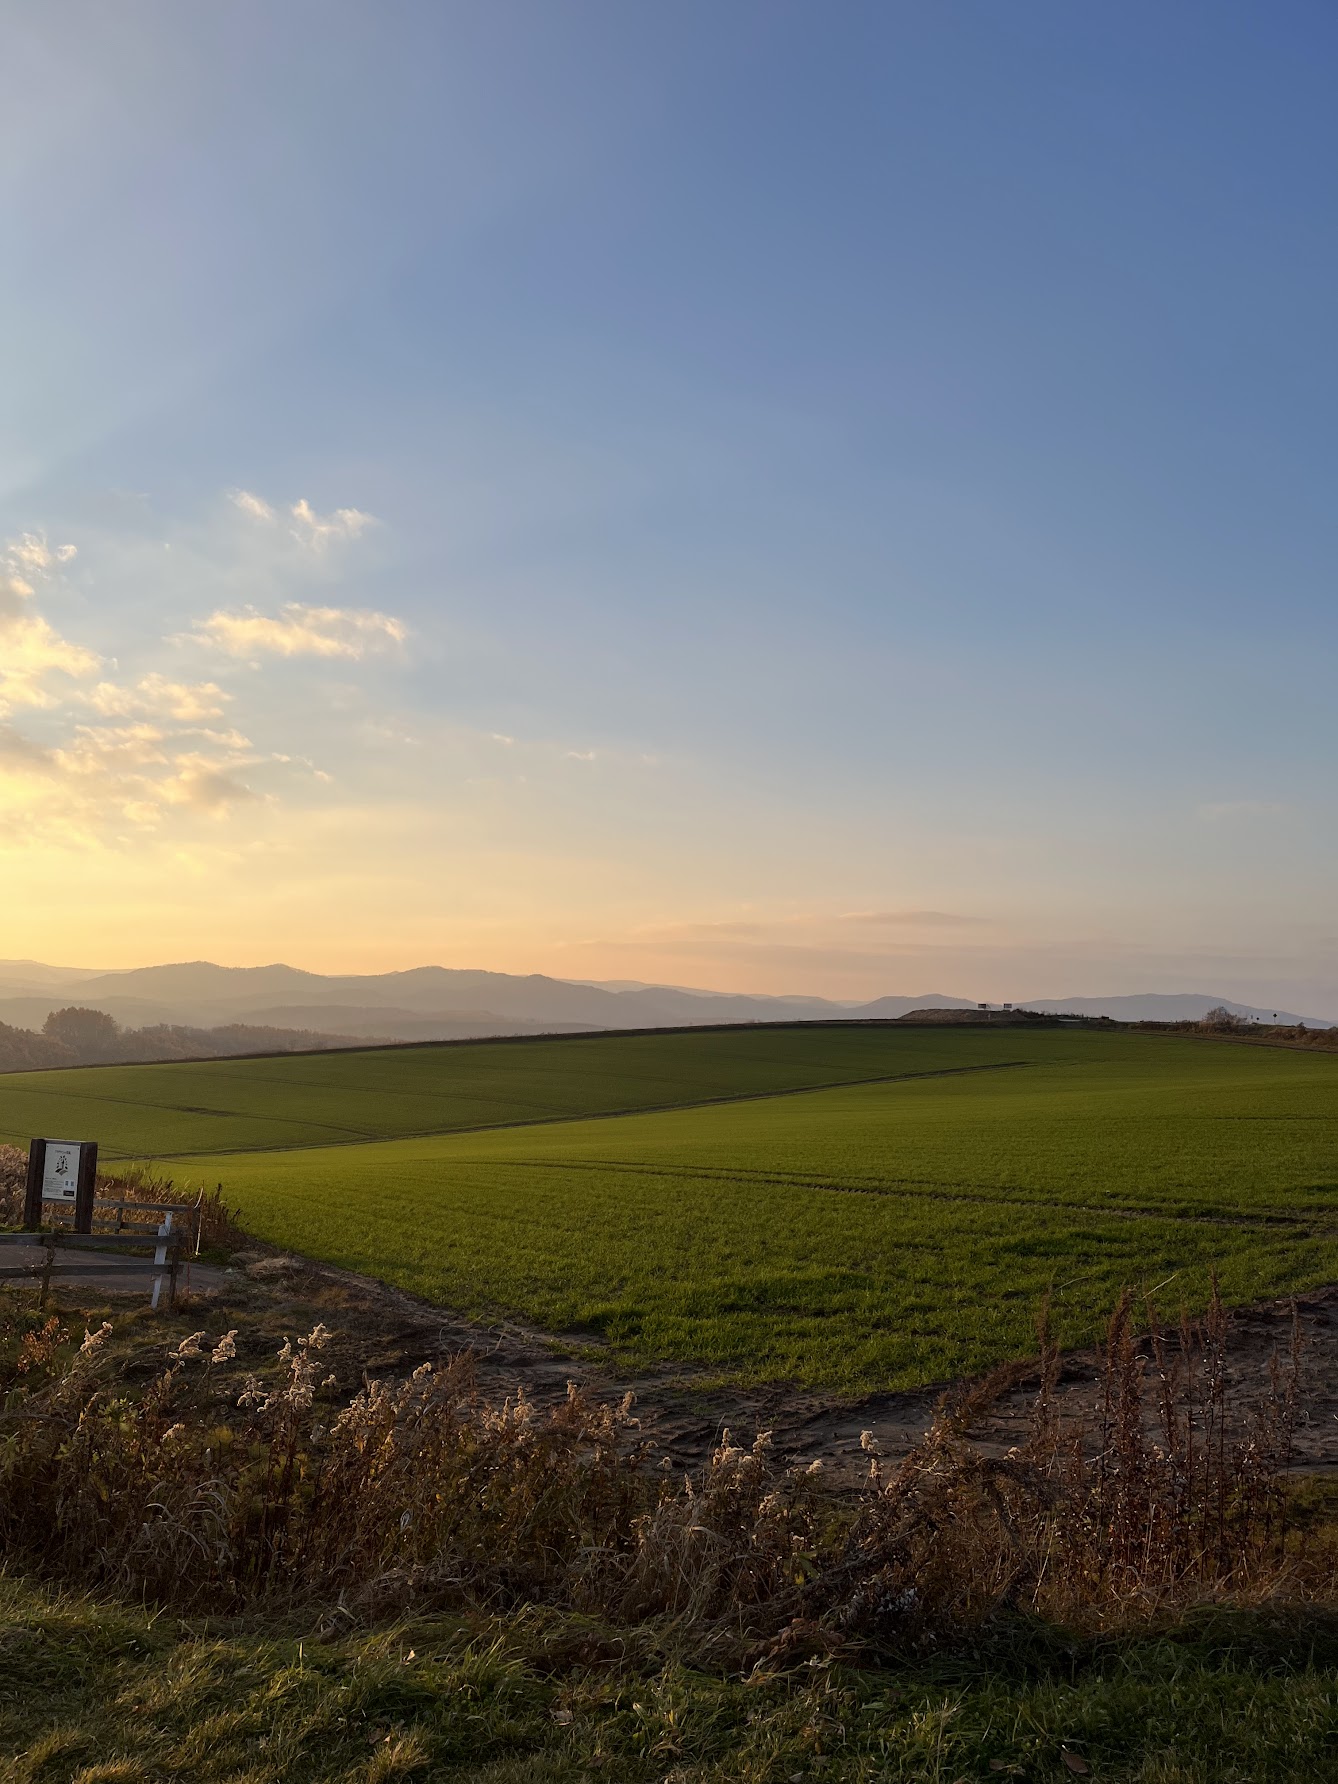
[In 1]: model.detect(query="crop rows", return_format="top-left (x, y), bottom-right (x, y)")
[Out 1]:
top-left (152, 1032), bottom-right (1338, 1393)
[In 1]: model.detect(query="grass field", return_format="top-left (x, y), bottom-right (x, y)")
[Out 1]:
top-left (3, 1025), bottom-right (1335, 1393)
top-left (6, 1575), bottom-right (1337, 1784)
top-left (0, 1024), bottom-right (1051, 1159)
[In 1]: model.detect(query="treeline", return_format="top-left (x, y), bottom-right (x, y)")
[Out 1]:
top-left (0, 1006), bottom-right (370, 1073)
top-left (1137, 1006), bottom-right (1338, 1049)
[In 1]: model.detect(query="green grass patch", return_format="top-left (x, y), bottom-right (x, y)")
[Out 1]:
top-left (0, 1024), bottom-right (1068, 1160)
top-left (154, 1030), bottom-right (1338, 1393)
top-left (2, 1577), bottom-right (1336, 1783)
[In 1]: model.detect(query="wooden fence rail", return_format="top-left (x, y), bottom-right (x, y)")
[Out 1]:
top-left (0, 1222), bottom-right (189, 1311)
top-left (41, 1191), bottom-right (204, 1255)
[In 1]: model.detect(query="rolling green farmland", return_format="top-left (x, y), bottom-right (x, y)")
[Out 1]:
top-left (134, 1027), bottom-right (1338, 1394)
top-left (0, 1023), bottom-right (1059, 1159)
top-left (4, 1025), bottom-right (1335, 1392)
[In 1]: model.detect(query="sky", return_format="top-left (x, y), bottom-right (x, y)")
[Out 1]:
top-left (2, 1), bottom-right (1336, 1012)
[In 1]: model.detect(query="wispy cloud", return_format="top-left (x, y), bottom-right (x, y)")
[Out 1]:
top-left (84, 673), bottom-right (231, 723)
top-left (229, 489), bottom-right (275, 522)
top-left (290, 497), bottom-right (376, 550)
top-left (840, 909), bottom-right (986, 927)
top-left (0, 715), bottom-right (273, 842)
top-left (1197, 801), bottom-right (1288, 822)
top-left (230, 487), bottom-right (377, 550)
top-left (0, 535), bottom-right (99, 715)
top-left (7, 533), bottom-right (77, 573)
top-left (157, 752), bottom-right (262, 813)
top-left (0, 513), bottom-right (398, 845)
top-left (629, 919), bottom-right (768, 940)
top-left (0, 722), bottom-right (55, 769)
top-left (190, 602), bottom-right (407, 660)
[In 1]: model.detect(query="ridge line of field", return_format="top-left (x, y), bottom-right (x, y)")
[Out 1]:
top-left (0, 1014), bottom-right (1101, 1079)
top-left (2, 1081), bottom-right (387, 1146)
top-left (137, 1058), bottom-right (1034, 1164)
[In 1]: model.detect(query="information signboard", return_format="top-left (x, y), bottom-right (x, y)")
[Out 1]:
top-left (41, 1140), bottom-right (82, 1206)
top-left (23, 1138), bottom-right (98, 1233)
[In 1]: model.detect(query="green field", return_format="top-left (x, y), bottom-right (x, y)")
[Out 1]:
top-left (3, 1026), bottom-right (1335, 1393)
top-left (0, 1024), bottom-right (1042, 1159)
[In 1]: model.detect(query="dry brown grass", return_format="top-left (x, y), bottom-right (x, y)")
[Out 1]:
top-left (0, 1281), bottom-right (1328, 1667)
top-left (798, 1287), bottom-right (1317, 1658)
top-left (0, 1146), bottom-right (245, 1250)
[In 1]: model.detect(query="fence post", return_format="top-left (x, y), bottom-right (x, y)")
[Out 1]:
top-left (22, 1141), bottom-right (46, 1231)
top-left (73, 1142), bottom-right (97, 1235)
top-left (151, 1212), bottom-right (174, 1313)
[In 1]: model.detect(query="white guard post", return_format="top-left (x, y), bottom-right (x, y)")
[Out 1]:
top-left (151, 1211), bottom-right (174, 1312)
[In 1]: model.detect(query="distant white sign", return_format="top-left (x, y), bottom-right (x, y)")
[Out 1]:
top-left (41, 1140), bottom-right (82, 1204)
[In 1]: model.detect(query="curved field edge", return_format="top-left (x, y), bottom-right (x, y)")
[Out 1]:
top-left (1, 1023), bottom-right (1310, 1161)
top-left (162, 1036), bottom-right (1338, 1396)
top-left (0, 1024), bottom-right (1075, 1161)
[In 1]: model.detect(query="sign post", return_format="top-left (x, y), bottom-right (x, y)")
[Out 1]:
top-left (23, 1139), bottom-right (98, 1234)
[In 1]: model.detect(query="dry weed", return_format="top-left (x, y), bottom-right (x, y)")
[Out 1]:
top-left (0, 1146), bottom-right (244, 1249)
top-left (0, 1283), bottom-right (1325, 1665)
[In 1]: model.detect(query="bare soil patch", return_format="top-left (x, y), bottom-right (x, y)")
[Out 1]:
top-left (50, 1241), bottom-right (1331, 1489)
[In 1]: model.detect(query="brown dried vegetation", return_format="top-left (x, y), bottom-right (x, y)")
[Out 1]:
top-left (809, 1289), bottom-right (1315, 1651)
top-left (0, 1144), bottom-right (244, 1250)
top-left (0, 1281), bottom-right (1328, 1667)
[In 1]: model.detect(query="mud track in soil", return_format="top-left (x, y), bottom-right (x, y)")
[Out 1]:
top-left (182, 1247), bottom-right (1338, 1489)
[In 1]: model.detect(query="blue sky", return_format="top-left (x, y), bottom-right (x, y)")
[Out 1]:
top-left (2, 2), bottom-right (1335, 1010)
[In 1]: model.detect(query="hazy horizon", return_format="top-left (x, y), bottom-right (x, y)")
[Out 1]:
top-left (0, 953), bottom-right (1331, 1027)
top-left (3, 5), bottom-right (1334, 1011)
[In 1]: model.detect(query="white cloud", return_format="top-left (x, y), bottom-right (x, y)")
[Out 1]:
top-left (0, 715), bottom-right (277, 842)
top-left (189, 727), bottom-right (252, 749)
top-left (7, 533), bottom-right (76, 573)
top-left (0, 533), bottom-right (98, 716)
top-left (230, 488), bottom-right (376, 551)
top-left (64, 722), bottom-right (169, 763)
top-left (0, 502), bottom-right (407, 848)
top-left (190, 601), bottom-right (407, 660)
top-left (85, 673), bottom-right (231, 723)
top-left (230, 488), bottom-right (276, 522)
top-left (1, 574), bottom-right (34, 607)
top-left (0, 722), bottom-right (53, 769)
top-left (0, 523), bottom-right (284, 838)
top-left (158, 752), bottom-right (261, 813)
top-left (0, 617), bottom-right (98, 700)
top-left (290, 498), bottom-right (376, 550)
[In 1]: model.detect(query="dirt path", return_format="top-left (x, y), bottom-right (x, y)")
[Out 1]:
top-left (166, 1248), bottom-right (1338, 1488)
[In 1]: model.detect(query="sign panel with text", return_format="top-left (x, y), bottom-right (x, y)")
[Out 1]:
top-left (23, 1138), bottom-right (98, 1233)
top-left (41, 1141), bottom-right (82, 1205)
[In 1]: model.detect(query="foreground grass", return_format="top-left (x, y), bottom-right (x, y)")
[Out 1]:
top-left (2, 1577), bottom-right (1336, 1783)
top-left (174, 1037), bottom-right (1338, 1392)
top-left (1, 1275), bottom-right (1332, 1782)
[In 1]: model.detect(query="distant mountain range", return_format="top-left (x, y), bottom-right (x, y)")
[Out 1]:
top-left (0, 959), bottom-right (1329, 1043)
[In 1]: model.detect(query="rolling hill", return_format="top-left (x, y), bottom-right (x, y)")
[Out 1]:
top-left (3, 1022), bottom-right (1336, 1391)
top-left (0, 958), bottom-right (1328, 1044)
